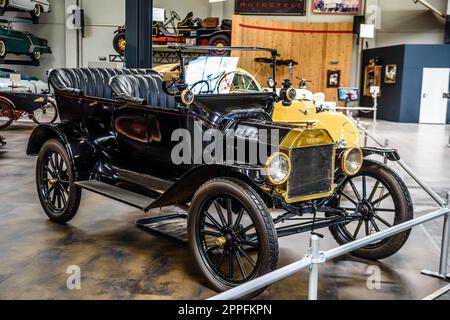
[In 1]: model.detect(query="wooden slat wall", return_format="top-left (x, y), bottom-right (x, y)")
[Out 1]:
top-left (231, 15), bottom-right (354, 102)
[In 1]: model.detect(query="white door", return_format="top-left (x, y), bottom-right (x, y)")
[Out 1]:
top-left (419, 68), bottom-right (450, 124)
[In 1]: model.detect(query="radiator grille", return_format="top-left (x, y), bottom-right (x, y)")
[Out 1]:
top-left (287, 144), bottom-right (334, 200)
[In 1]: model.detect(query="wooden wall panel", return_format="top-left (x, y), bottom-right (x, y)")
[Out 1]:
top-left (231, 15), bottom-right (354, 102)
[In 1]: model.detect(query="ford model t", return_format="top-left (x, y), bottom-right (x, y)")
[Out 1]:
top-left (27, 47), bottom-right (413, 297)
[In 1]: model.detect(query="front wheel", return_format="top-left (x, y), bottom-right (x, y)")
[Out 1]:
top-left (30, 4), bottom-right (41, 22)
top-left (329, 160), bottom-right (414, 260)
top-left (0, 100), bottom-right (14, 129)
top-left (188, 178), bottom-right (279, 298)
top-left (36, 139), bottom-right (82, 224)
top-left (32, 100), bottom-right (58, 124)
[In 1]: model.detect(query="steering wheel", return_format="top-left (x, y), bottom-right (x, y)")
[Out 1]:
top-left (171, 11), bottom-right (181, 21)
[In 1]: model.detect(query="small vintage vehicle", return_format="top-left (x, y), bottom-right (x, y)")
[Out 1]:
top-left (0, 21), bottom-right (51, 62)
top-left (27, 47), bottom-right (413, 297)
top-left (0, 68), bottom-right (49, 93)
top-left (0, 0), bottom-right (51, 23)
top-left (0, 92), bottom-right (57, 129)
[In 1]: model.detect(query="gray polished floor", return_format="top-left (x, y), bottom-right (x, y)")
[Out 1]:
top-left (0, 120), bottom-right (449, 300)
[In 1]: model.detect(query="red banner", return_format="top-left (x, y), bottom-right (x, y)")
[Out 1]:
top-left (235, 0), bottom-right (307, 16)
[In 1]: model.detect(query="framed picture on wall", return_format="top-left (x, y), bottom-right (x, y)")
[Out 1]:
top-left (235, 0), bottom-right (307, 16)
top-left (312, 0), bottom-right (361, 15)
top-left (385, 64), bottom-right (397, 84)
top-left (364, 65), bottom-right (382, 96)
top-left (327, 70), bottom-right (341, 88)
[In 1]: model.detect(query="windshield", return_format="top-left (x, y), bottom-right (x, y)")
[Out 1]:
top-left (180, 46), bottom-right (276, 96)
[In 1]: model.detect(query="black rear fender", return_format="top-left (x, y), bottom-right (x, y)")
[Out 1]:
top-left (26, 122), bottom-right (101, 180)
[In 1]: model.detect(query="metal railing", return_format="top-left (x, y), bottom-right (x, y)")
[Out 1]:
top-left (209, 122), bottom-right (450, 300)
top-left (209, 199), bottom-right (449, 300)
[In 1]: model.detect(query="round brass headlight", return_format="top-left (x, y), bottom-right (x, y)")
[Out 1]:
top-left (286, 87), bottom-right (297, 102)
top-left (342, 148), bottom-right (363, 176)
top-left (265, 152), bottom-right (291, 185)
top-left (180, 88), bottom-right (195, 105)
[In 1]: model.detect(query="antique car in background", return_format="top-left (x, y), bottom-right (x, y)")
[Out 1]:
top-left (0, 21), bottom-right (51, 62)
top-left (0, 0), bottom-right (51, 23)
top-left (0, 68), bottom-right (49, 93)
top-left (0, 91), bottom-right (57, 129)
top-left (113, 10), bottom-right (231, 56)
top-left (26, 47), bottom-right (413, 297)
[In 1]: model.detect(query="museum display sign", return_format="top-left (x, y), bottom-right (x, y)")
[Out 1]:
top-left (235, 0), bottom-right (307, 16)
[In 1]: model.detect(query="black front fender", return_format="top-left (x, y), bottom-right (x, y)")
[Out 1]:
top-left (362, 147), bottom-right (400, 162)
top-left (147, 164), bottom-right (273, 210)
top-left (27, 122), bottom-right (102, 180)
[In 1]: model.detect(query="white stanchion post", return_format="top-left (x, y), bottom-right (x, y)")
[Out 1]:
top-left (308, 235), bottom-right (322, 300)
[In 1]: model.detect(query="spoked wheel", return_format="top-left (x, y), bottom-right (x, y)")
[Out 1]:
top-left (190, 80), bottom-right (210, 94)
top-left (188, 178), bottom-right (278, 298)
top-left (32, 100), bottom-right (58, 124)
top-left (0, 100), bottom-right (14, 129)
top-left (36, 139), bottom-right (81, 224)
top-left (329, 160), bottom-right (414, 260)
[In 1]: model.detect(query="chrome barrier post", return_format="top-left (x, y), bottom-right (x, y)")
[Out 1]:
top-left (308, 235), bottom-right (324, 300)
top-left (383, 139), bottom-right (389, 165)
top-left (421, 192), bottom-right (450, 281)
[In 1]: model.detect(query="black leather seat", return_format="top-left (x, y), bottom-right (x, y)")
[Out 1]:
top-left (109, 74), bottom-right (177, 109)
top-left (48, 68), bottom-right (156, 99)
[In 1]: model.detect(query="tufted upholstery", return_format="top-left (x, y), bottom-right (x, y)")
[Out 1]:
top-left (48, 68), bottom-right (157, 99)
top-left (109, 74), bottom-right (177, 109)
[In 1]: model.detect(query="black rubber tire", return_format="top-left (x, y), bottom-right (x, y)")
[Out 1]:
top-left (188, 178), bottom-right (279, 298)
top-left (208, 34), bottom-right (231, 56)
top-left (329, 160), bottom-right (414, 260)
top-left (221, 19), bottom-right (232, 30)
top-left (0, 101), bottom-right (13, 129)
top-left (32, 100), bottom-right (58, 125)
top-left (30, 4), bottom-right (41, 22)
top-left (0, 39), bottom-right (7, 59)
top-left (113, 32), bottom-right (126, 56)
top-left (36, 139), bottom-right (82, 224)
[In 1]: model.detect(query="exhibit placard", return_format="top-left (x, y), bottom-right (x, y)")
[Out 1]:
top-left (235, 0), bottom-right (307, 16)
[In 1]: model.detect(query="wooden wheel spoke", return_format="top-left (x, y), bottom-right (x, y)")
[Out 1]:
top-left (233, 207), bottom-right (245, 230)
top-left (362, 176), bottom-right (367, 199)
top-left (353, 220), bottom-right (363, 239)
top-left (372, 193), bottom-right (391, 206)
top-left (365, 220), bottom-right (370, 235)
top-left (213, 200), bottom-right (228, 227)
top-left (237, 244), bottom-right (256, 267)
top-left (226, 198), bottom-right (233, 226)
top-left (374, 214), bottom-right (393, 228)
top-left (216, 248), bottom-right (227, 270)
top-left (368, 180), bottom-right (381, 202)
top-left (349, 180), bottom-right (361, 201)
top-left (204, 222), bottom-right (221, 231)
top-left (240, 239), bottom-right (258, 248)
top-left (341, 192), bottom-right (358, 205)
top-left (374, 208), bottom-right (396, 213)
top-left (238, 224), bottom-right (255, 236)
top-left (370, 219), bottom-right (381, 232)
top-left (228, 250), bottom-right (234, 278)
top-left (201, 229), bottom-right (222, 237)
top-left (58, 187), bottom-right (67, 207)
top-left (205, 212), bottom-right (223, 230)
top-left (234, 250), bottom-right (248, 279)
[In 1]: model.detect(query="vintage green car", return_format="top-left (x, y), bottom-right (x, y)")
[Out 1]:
top-left (0, 22), bottom-right (51, 62)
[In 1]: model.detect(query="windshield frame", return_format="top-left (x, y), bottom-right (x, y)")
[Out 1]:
top-left (171, 46), bottom-right (278, 96)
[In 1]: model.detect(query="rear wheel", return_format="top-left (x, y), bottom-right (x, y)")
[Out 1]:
top-left (329, 160), bottom-right (414, 260)
top-left (36, 139), bottom-right (81, 224)
top-left (188, 178), bottom-right (278, 298)
top-left (0, 0), bottom-right (7, 14)
top-left (30, 51), bottom-right (41, 63)
top-left (32, 100), bottom-right (58, 124)
top-left (0, 39), bottom-right (7, 59)
top-left (0, 100), bottom-right (14, 129)
top-left (31, 4), bottom-right (41, 22)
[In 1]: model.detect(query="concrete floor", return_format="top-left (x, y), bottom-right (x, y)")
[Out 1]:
top-left (0, 120), bottom-right (449, 300)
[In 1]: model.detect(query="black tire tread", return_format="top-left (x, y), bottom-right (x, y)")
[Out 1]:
top-left (329, 159), bottom-right (414, 260)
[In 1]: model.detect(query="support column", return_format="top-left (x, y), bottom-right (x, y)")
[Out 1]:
top-left (125, 0), bottom-right (153, 68)
top-left (445, 0), bottom-right (450, 44)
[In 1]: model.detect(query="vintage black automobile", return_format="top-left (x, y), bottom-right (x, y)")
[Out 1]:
top-left (27, 47), bottom-right (413, 296)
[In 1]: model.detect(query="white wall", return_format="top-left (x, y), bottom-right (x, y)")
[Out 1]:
top-left (6, 0), bottom-right (448, 82)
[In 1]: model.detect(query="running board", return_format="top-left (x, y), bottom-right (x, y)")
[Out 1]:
top-left (75, 180), bottom-right (154, 211)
